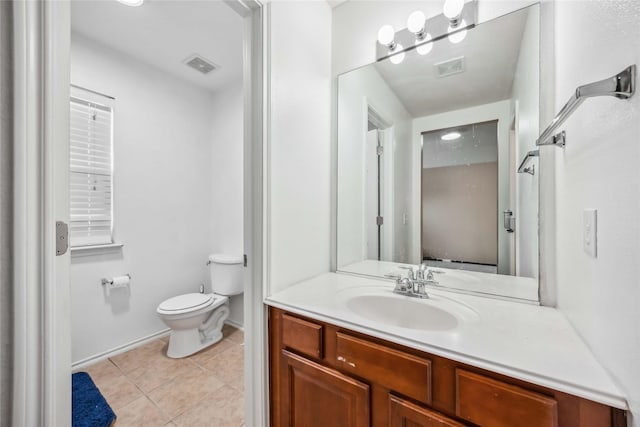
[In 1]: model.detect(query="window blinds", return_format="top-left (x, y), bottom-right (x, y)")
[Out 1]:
top-left (69, 87), bottom-right (114, 247)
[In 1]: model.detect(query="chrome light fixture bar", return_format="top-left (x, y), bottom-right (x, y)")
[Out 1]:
top-left (376, 1), bottom-right (477, 63)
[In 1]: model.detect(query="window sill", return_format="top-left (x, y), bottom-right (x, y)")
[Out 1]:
top-left (70, 243), bottom-right (124, 258)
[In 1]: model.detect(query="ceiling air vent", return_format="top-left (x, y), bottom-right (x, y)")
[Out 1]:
top-left (183, 54), bottom-right (219, 75)
top-left (434, 56), bottom-right (465, 78)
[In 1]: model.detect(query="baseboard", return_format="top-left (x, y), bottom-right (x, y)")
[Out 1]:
top-left (71, 328), bottom-right (171, 370)
top-left (224, 318), bottom-right (244, 331)
top-left (73, 320), bottom-right (243, 369)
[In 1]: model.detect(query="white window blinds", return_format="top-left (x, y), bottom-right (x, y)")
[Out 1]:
top-left (69, 86), bottom-right (114, 247)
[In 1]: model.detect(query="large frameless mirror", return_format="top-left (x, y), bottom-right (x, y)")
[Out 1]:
top-left (336, 4), bottom-right (540, 302)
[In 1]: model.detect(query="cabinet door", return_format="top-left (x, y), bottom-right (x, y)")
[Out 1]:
top-left (280, 349), bottom-right (370, 427)
top-left (390, 395), bottom-right (467, 427)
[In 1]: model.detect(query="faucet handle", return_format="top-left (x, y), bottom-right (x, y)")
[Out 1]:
top-left (394, 277), bottom-right (411, 293)
top-left (407, 268), bottom-right (415, 280)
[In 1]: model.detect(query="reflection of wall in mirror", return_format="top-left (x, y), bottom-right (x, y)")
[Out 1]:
top-left (421, 121), bottom-right (499, 267)
top-left (422, 162), bottom-right (498, 265)
top-left (337, 66), bottom-right (413, 267)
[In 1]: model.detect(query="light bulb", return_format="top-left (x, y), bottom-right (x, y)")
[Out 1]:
top-left (407, 11), bottom-right (426, 35)
top-left (389, 44), bottom-right (405, 65)
top-left (448, 20), bottom-right (467, 44)
top-left (415, 33), bottom-right (433, 55)
top-left (441, 131), bottom-right (461, 141)
top-left (443, 0), bottom-right (464, 21)
top-left (377, 25), bottom-right (395, 47)
top-left (117, 0), bottom-right (144, 6)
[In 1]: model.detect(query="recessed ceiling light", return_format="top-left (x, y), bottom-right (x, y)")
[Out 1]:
top-left (117, 0), bottom-right (144, 7)
top-left (441, 131), bottom-right (461, 141)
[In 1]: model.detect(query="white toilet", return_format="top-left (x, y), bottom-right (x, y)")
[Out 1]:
top-left (157, 254), bottom-right (243, 358)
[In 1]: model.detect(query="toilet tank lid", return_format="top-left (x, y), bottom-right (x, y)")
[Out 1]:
top-left (208, 254), bottom-right (243, 265)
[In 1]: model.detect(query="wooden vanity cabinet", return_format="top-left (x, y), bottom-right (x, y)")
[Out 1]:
top-left (269, 307), bottom-right (625, 427)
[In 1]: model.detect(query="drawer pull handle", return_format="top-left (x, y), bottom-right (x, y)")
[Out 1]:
top-left (337, 356), bottom-right (356, 368)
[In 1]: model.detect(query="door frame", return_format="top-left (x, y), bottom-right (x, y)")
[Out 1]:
top-left (365, 102), bottom-right (395, 262)
top-left (22, 0), bottom-right (268, 425)
top-left (233, 1), bottom-right (268, 426)
top-left (13, 1), bottom-right (71, 425)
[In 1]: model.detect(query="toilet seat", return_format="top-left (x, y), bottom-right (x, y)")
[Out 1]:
top-left (157, 293), bottom-right (215, 316)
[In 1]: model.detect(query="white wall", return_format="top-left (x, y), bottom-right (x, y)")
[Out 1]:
top-left (337, 66), bottom-right (413, 266)
top-left (551, 1), bottom-right (640, 424)
top-left (70, 35), bottom-right (244, 362)
top-left (511, 4), bottom-right (539, 279)
top-left (411, 100), bottom-right (512, 270)
top-left (209, 83), bottom-right (244, 326)
top-left (267, 1), bottom-right (332, 294)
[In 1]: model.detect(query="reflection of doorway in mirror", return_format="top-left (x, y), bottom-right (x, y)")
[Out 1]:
top-left (421, 121), bottom-right (498, 274)
top-left (365, 106), bottom-right (394, 262)
top-left (508, 111), bottom-right (517, 276)
top-left (365, 127), bottom-right (380, 260)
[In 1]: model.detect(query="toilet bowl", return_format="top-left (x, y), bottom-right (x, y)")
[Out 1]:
top-left (157, 254), bottom-right (243, 358)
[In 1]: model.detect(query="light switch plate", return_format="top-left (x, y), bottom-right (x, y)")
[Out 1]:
top-left (583, 209), bottom-right (597, 258)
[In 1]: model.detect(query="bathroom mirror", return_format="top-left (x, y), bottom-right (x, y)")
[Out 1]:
top-left (336, 5), bottom-right (540, 302)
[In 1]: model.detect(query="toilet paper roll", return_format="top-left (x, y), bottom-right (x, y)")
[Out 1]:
top-left (110, 275), bottom-right (130, 288)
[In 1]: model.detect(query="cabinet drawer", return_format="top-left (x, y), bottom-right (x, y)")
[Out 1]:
top-left (456, 369), bottom-right (558, 427)
top-left (390, 394), bottom-right (466, 427)
top-left (336, 332), bottom-right (431, 404)
top-left (282, 314), bottom-right (323, 359)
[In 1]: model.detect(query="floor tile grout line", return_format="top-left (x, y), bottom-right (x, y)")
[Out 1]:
top-left (81, 329), bottom-right (244, 426)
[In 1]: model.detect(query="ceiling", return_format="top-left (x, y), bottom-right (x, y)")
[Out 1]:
top-left (375, 6), bottom-right (530, 117)
top-left (71, 0), bottom-right (244, 93)
top-left (422, 121), bottom-right (498, 168)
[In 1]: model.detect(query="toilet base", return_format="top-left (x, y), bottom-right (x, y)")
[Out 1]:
top-left (166, 328), bottom-right (222, 359)
top-left (165, 302), bottom-right (230, 359)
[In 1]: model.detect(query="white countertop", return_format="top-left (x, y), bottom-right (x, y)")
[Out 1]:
top-left (265, 272), bottom-right (627, 410)
top-left (339, 260), bottom-right (540, 303)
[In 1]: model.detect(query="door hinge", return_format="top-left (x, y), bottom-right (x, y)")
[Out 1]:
top-left (376, 216), bottom-right (384, 226)
top-left (243, 254), bottom-right (248, 267)
top-left (376, 145), bottom-right (384, 156)
top-left (56, 221), bottom-right (69, 256)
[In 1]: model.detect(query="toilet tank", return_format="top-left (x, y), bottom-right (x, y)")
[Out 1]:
top-left (208, 254), bottom-right (244, 296)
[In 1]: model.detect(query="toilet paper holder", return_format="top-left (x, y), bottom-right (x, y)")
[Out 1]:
top-left (101, 274), bottom-right (131, 286)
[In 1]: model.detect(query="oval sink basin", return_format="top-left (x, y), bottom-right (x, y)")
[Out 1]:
top-left (346, 294), bottom-right (459, 331)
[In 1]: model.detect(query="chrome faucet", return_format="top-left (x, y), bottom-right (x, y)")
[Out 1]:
top-left (392, 264), bottom-right (438, 299)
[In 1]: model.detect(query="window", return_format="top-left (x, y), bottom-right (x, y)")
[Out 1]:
top-left (69, 86), bottom-right (114, 247)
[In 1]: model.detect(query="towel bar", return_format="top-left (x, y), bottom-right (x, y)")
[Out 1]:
top-left (517, 149), bottom-right (539, 175)
top-left (537, 65), bottom-right (635, 147)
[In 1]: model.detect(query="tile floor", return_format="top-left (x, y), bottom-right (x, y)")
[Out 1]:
top-left (76, 324), bottom-right (245, 427)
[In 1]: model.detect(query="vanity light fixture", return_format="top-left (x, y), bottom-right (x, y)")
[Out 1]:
top-left (377, 25), bottom-right (397, 50)
top-left (416, 34), bottom-right (434, 55)
top-left (441, 131), bottom-right (461, 141)
top-left (443, 0), bottom-right (465, 25)
top-left (408, 11), bottom-right (434, 55)
top-left (448, 20), bottom-right (468, 44)
top-left (116, 0), bottom-right (144, 6)
top-left (378, 25), bottom-right (405, 64)
top-left (389, 44), bottom-right (406, 65)
top-left (407, 11), bottom-right (427, 39)
top-left (444, 0), bottom-right (467, 43)
top-left (375, 0), bottom-right (476, 62)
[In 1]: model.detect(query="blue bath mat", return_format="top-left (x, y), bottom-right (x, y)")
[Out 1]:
top-left (72, 372), bottom-right (116, 427)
